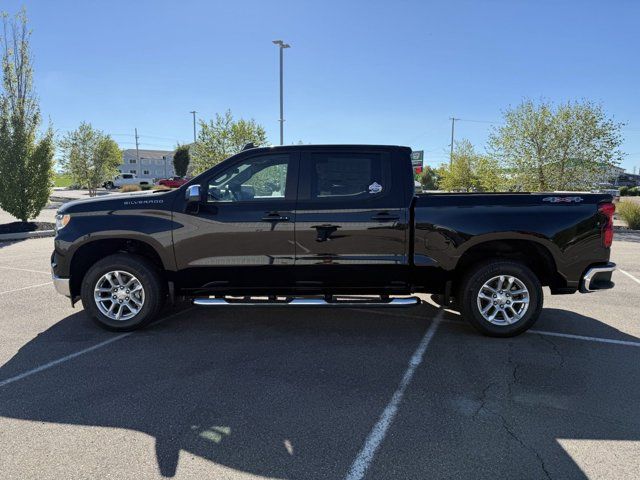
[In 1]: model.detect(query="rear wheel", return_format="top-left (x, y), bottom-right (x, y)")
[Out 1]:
top-left (459, 260), bottom-right (542, 337)
top-left (81, 253), bottom-right (165, 331)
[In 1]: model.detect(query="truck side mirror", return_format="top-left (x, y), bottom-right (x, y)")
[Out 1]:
top-left (185, 184), bottom-right (201, 203)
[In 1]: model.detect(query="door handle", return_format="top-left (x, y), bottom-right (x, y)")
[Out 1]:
top-left (261, 212), bottom-right (290, 222)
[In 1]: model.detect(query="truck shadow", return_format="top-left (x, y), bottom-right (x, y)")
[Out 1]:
top-left (0, 304), bottom-right (639, 479)
top-left (0, 238), bottom-right (27, 250)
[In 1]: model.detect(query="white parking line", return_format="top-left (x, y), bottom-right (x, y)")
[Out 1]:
top-left (353, 308), bottom-right (640, 348)
top-left (0, 266), bottom-right (50, 275)
top-left (619, 269), bottom-right (640, 285)
top-left (0, 282), bottom-right (53, 295)
top-left (527, 329), bottom-right (640, 348)
top-left (344, 310), bottom-right (443, 480)
top-left (0, 307), bottom-right (193, 388)
top-left (0, 333), bottom-right (131, 388)
top-left (0, 253), bottom-right (50, 261)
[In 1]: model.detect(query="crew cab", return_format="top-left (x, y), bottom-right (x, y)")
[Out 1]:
top-left (103, 173), bottom-right (151, 189)
top-left (52, 145), bottom-right (616, 337)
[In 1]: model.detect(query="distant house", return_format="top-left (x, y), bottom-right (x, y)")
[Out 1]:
top-left (119, 149), bottom-right (175, 180)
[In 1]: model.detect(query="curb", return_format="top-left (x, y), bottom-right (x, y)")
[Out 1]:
top-left (49, 196), bottom-right (76, 203)
top-left (0, 230), bottom-right (55, 241)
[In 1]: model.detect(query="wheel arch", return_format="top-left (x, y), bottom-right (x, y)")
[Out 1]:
top-left (69, 238), bottom-right (167, 299)
top-left (453, 238), bottom-right (565, 290)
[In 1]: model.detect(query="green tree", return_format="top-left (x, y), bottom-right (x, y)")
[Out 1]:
top-left (475, 155), bottom-right (504, 192)
top-left (418, 165), bottom-right (440, 190)
top-left (172, 144), bottom-right (190, 177)
top-left (0, 10), bottom-right (54, 222)
top-left (59, 122), bottom-right (121, 197)
top-left (438, 140), bottom-right (504, 192)
top-left (191, 109), bottom-right (267, 175)
top-left (489, 99), bottom-right (624, 191)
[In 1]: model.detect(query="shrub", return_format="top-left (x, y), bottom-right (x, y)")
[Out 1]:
top-left (620, 186), bottom-right (629, 196)
top-left (617, 200), bottom-right (640, 230)
top-left (120, 184), bottom-right (141, 193)
top-left (173, 144), bottom-right (191, 177)
top-left (153, 185), bottom-right (171, 191)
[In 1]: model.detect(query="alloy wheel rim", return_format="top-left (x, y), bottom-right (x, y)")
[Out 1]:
top-left (476, 275), bottom-right (529, 326)
top-left (94, 270), bottom-right (145, 321)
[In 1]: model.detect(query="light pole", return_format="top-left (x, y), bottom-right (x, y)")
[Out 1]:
top-left (189, 111), bottom-right (197, 143)
top-left (272, 40), bottom-right (290, 145)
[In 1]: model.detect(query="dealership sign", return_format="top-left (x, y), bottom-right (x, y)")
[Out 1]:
top-left (411, 150), bottom-right (424, 172)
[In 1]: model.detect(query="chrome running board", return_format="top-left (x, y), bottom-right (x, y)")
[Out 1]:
top-left (193, 296), bottom-right (420, 307)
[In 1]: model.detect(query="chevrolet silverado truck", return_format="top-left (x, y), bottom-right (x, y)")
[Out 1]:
top-left (51, 144), bottom-right (616, 337)
top-left (103, 173), bottom-right (152, 190)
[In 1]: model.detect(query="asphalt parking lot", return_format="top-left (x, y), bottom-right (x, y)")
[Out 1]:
top-left (0, 236), bottom-right (639, 480)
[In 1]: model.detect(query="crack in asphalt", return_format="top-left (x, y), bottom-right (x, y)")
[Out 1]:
top-left (473, 381), bottom-right (498, 419)
top-left (539, 335), bottom-right (565, 371)
top-left (472, 343), bottom-right (553, 480)
top-left (494, 409), bottom-right (553, 480)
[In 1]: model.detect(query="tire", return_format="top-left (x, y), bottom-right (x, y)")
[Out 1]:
top-left (105, 181), bottom-right (114, 190)
top-left (81, 253), bottom-right (165, 331)
top-left (459, 260), bottom-right (543, 337)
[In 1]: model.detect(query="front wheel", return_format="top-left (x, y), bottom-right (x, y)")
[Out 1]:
top-left (459, 260), bottom-right (543, 337)
top-left (81, 253), bottom-right (165, 331)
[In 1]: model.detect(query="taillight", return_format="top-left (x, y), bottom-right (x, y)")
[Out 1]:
top-left (599, 202), bottom-right (615, 248)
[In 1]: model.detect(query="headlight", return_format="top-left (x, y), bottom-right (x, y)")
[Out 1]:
top-left (55, 214), bottom-right (71, 232)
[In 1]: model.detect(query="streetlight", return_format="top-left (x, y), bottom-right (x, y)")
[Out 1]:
top-left (272, 39), bottom-right (290, 145)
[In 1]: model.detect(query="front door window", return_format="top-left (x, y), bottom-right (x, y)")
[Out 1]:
top-left (207, 154), bottom-right (289, 203)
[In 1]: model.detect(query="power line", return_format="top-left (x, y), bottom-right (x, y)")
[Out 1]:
top-left (457, 118), bottom-right (503, 125)
top-left (111, 133), bottom-right (179, 141)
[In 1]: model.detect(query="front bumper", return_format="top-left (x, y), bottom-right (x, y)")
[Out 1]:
top-left (581, 262), bottom-right (616, 292)
top-left (51, 267), bottom-right (71, 298)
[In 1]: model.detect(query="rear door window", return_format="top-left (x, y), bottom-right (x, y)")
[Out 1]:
top-left (309, 152), bottom-right (391, 203)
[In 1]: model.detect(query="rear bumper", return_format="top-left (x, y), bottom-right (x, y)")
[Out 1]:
top-left (581, 262), bottom-right (616, 292)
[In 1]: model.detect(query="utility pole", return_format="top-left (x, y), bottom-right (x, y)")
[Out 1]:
top-left (134, 128), bottom-right (140, 163)
top-left (272, 40), bottom-right (291, 145)
top-left (190, 111), bottom-right (197, 143)
top-left (449, 117), bottom-right (459, 166)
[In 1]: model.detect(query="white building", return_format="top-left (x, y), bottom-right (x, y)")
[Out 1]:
top-left (119, 149), bottom-right (175, 180)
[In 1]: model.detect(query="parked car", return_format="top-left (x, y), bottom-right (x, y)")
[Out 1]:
top-left (596, 188), bottom-right (621, 202)
top-left (103, 173), bottom-right (151, 189)
top-left (157, 176), bottom-right (188, 188)
top-left (52, 144), bottom-right (616, 337)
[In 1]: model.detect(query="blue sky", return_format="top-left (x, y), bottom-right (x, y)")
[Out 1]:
top-left (4, 0), bottom-right (640, 171)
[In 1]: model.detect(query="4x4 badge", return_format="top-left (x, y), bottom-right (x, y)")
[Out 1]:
top-left (542, 196), bottom-right (584, 203)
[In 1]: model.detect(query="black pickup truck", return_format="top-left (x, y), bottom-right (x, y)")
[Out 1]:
top-left (51, 144), bottom-right (616, 336)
